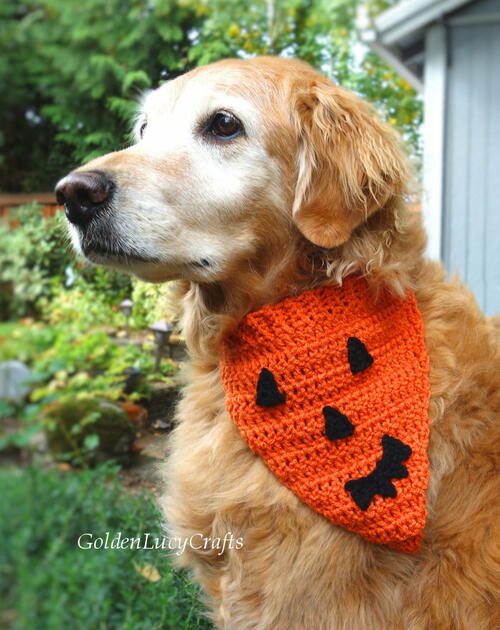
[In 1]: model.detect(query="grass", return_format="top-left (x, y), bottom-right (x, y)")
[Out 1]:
top-left (0, 465), bottom-right (214, 630)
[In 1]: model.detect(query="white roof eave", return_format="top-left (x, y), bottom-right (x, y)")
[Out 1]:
top-left (374, 0), bottom-right (470, 46)
top-left (362, 28), bottom-right (424, 92)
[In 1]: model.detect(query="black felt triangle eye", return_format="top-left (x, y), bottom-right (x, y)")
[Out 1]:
top-left (323, 406), bottom-right (354, 441)
top-left (256, 368), bottom-right (286, 407)
top-left (347, 337), bottom-right (374, 374)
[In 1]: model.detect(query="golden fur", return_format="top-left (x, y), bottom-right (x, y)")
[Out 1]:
top-left (61, 56), bottom-right (500, 629)
top-left (161, 59), bottom-right (499, 630)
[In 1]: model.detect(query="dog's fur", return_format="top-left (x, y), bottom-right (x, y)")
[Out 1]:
top-left (62, 57), bottom-right (499, 629)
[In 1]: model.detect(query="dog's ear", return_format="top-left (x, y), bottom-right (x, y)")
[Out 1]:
top-left (291, 80), bottom-right (408, 248)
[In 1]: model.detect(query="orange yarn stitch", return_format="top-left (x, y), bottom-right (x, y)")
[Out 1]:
top-left (220, 276), bottom-right (430, 554)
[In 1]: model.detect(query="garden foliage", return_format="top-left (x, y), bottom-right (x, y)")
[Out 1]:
top-left (0, 204), bottom-right (131, 320)
top-left (0, 205), bottom-right (72, 319)
top-left (1, 0), bottom-right (420, 192)
top-left (0, 317), bottom-right (178, 457)
top-left (0, 204), bottom-right (178, 458)
top-left (0, 465), bottom-right (214, 629)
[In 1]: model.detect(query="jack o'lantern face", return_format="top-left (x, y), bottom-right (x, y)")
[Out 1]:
top-left (254, 336), bottom-right (411, 512)
top-left (220, 277), bottom-right (430, 554)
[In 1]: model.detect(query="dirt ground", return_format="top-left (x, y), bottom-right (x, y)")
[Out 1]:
top-left (118, 429), bottom-right (170, 496)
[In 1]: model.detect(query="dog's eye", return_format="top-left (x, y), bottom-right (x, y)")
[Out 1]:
top-left (139, 122), bottom-right (147, 138)
top-left (207, 111), bottom-right (243, 140)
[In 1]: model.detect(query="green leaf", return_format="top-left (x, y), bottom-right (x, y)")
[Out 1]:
top-left (121, 70), bottom-right (151, 96)
top-left (83, 433), bottom-right (100, 451)
top-left (0, 400), bottom-right (15, 419)
top-left (81, 411), bottom-right (102, 427)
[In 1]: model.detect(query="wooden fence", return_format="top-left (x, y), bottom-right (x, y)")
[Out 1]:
top-left (0, 193), bottom-right (62, 225)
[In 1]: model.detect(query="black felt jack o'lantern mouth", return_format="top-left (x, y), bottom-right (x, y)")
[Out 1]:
top-left (255, 337), bottom-right (412, 512)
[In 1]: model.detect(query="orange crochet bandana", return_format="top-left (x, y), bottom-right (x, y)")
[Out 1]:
top-left (220, 276), bottom-right (430, 554)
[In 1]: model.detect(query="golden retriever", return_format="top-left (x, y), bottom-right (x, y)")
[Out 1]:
top-left (56, 57), bottom-right (499, 630)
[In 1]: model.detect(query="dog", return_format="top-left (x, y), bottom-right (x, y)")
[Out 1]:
top-left (56, 56), bottom-right (499, 630)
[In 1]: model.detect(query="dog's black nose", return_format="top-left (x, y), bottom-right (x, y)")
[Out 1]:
top-left (55, 170), bottom-right (113, 227)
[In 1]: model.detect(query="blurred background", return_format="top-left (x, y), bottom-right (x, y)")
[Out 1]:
top-left (0, 0), bottom-right (421, 193)
top-left (0, 1), bottom-right (498, 629)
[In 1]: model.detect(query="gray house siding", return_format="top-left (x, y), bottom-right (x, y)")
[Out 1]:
top-left (443, 0), bottom-right (500, 315)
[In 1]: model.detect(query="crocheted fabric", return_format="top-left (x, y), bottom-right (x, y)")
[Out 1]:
top-left (220, 276), bottom-right (430, 554)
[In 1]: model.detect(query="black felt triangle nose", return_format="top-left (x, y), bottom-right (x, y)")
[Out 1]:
top-left (347, 337), bottom-right (374, 374)
top-left (323, 406), bottom-right (354, 441)
top-left (256, 368), bottom-right (286, 407)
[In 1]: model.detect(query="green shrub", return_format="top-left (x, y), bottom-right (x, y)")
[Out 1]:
top-left (1, 0), bottom-right (197, 191)
top-left (0, 321), bottom-right (59, 364)
top-left (44, 277), bottom-right (178, 333)
top-left (0, 466), bottom-right (213, 630)
top-left (41, 282), bottom-right (124, 329)
top-left (0, 321), bottom-right (178, 455)
top-left (45, 396), bottom-right (136, 467)
top-left (0, 204), bottom-right (132, 321)
top-left (26, 327), bottom-right (178, 401)
top-left (0, 206), bottom-right (71, 319)
top-left (130, 280), bottom-right (179, 330)
top-left (1, 0), bottom-right (421, 192)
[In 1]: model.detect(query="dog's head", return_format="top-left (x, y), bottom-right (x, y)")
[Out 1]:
top-left (56, 57), bottom-right (410, 285)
